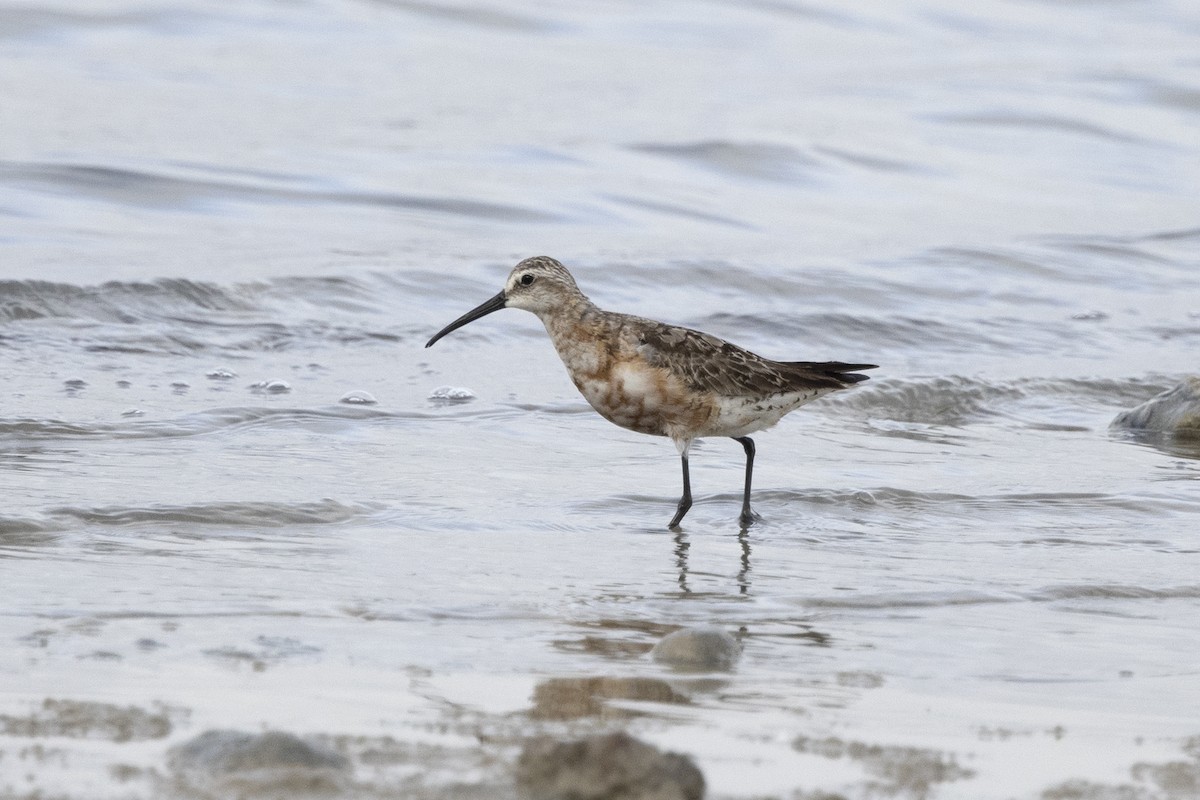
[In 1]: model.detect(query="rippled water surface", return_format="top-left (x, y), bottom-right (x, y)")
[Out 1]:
top-left (2, 0), bottom-right (1199, 797)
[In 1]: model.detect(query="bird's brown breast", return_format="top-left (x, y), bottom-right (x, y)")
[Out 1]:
top-left (553, 321), bottom-right (713, 438)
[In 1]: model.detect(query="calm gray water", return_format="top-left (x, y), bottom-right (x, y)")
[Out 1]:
top-left (2, 0), bottom-right (1199, 797)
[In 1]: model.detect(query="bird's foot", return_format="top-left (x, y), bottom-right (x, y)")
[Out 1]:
top-left (738, 508), bottom-right (762, 527)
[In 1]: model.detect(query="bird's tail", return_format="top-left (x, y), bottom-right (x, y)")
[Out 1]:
top-left (787, 361), bottom-right (877, 385)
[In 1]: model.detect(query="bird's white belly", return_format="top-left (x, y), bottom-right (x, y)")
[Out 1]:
top-left (701, 389), bottom-right (826, 438)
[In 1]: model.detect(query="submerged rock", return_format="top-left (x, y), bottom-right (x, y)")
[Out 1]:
top-left (793, 735), bottom-right (974, 795)
top-left (650, 627), bottom-right (740, 672)
top-left (529, 676), bottom-right (688, 720)
top-left (0, 698), bottom-right (172, 742)
top-left (168, 729), bottom-right (349, 795)
top-left (516, 731), bottom-right (704, 800)
top-left (1111, 377), bottom-right (1200, 434)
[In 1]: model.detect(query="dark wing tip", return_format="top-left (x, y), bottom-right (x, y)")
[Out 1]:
top-left (782, 361), bottom-right (877, 386)
top-left (832, 363), bottom-right (877, 385)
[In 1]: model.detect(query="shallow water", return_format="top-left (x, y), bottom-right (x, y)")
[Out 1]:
top-left (2, 0), bottom-right (1199, 797)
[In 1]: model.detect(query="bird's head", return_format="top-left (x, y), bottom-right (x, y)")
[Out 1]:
top-left (425, 256), bottom-right (584, 347)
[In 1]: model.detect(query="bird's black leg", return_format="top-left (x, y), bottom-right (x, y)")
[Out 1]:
top-left (733, 436), bottom-right (760, 526)
top-left (668, 452), bottom-right (693, 529)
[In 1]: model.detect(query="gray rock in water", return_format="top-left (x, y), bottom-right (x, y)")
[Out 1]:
top-left (516, 731), bottom-right (704, 800)
top-left (650, 627), bottom-right (740, 672)
top-left (168, 729), bottom-right (349, 794)
top-left (1111, 377), bottom-right (1200, 434)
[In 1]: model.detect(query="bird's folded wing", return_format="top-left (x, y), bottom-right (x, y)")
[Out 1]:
top-left (636, 323), bottom-right (847, 397)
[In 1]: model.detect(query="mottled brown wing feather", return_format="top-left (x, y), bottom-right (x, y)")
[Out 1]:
top-left (637, 322), bottom-right (874, 397)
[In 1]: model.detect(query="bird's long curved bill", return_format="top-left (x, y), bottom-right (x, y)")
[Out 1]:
top-left (425, 291), bottom-right (507, 348)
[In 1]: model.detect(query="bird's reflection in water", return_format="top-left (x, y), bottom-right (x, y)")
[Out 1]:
top-left (671, 526), bottom-right (753, 596)
top-left (673, 529), bottom-right (691, 595)
top-left (737, 526), bottom-right (752, 595)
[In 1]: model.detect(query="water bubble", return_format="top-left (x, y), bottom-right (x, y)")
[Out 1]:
top-left (249, 380), bottom-right (292, 394)
top-left (116, 380), bottom-right (132, 389)
top-left (206, 368), bottom-right (238, 380)
top-left (428, 385), bottom-right (476, 403)
top-left (339, 390), bottom-right (378, 405)
top-left (121, 408), bottom-right (146, 417)
top-left (1071, 310), bottom-right (1108, 321)
top-left (64, 378), bottom-right (88, 389)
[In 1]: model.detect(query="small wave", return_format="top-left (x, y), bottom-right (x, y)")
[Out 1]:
top-left (914, 238), bottom-right (1198, 294)
top-left (717, 0), bottom-right (867, 27)
top-left (741, 487), bottom-right (1198, 527)
top-left (927, 111), bottom-right (1152, 145)
top-left (798, 583), bottom-right (1200, 610)
top-left (1146, 323), bottom-right (1200, 343)
top-left (0, 406), bottom-right (425, 442)
top-left (812, 144), bottom-right (934, 175)
top-left (698, 311), bottom-right (1001, 352)
top-left (0, 272), bottom-right (442, 352)
top-left (628, 140), bottom-right (826, 184)
top-left (801, 590), bottom-right (1011, 610)
top-left (0, 6), bottom-right (204, 41)
top-left (821, 375), bottom-right (1180, 426)
top-left (0, 419), bottom-right (104, 438)
top-left (0, 514), bottom-right (64, 535)
top-left (0, 277), bottom-right (257, 324)
top-left (1033, 584), bottom-right (1200, 602)
top-left (1099, 74), bottom-right (1200, 116)
top-left (47, 499), bottom-right (372, 527)
top-left (0, 271), bottom-right (405, 324)
top-left (1112, 430), bottom-right (1200, 461)
top-left (365, 0), bottom-right (557, 32)
top-left (919, 246), bottom-right (1072, 282)
top-left (1026, 233), bottom-right (1200, 289)
top-left (761, 486), bottom-right (1164, 513)
top-left (607, 261), bottom-right (908, 318)
top-left (1139, 226), bottom-right (1200, 243)
top-left (600, 193), bottom-right (752, 229)
top-left (1039, 235), bottom-right (1173, 266)
top-left (0, 160), bottom-right (559, 221)
top-left (820, 376), bottom-right (1017, 425)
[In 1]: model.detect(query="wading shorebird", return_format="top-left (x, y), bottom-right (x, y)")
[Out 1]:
top-left (425, 256), bottom-right (875, 528)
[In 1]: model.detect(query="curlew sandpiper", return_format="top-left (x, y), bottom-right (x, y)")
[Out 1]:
top-left (426, 256), bottom-right (875, 528)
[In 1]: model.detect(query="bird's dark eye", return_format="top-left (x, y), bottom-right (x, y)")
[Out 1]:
top-left (519, 273), bottom-right (535, 286)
